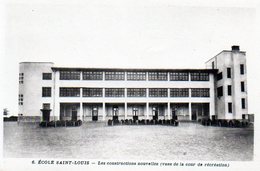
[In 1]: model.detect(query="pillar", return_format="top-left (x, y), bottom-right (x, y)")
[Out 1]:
top-left (189, 102), bottom-right (192, 120)
top-left (79, 102), bottom-right (83, 121)
top-left (125, 102), bottom-right (127, 119)
top-left (146, 102), bottom-right (149, 119)
top-left (102, 102), bottom-right (106, 121)
top-left (167, 102), bottom-right (171, 119)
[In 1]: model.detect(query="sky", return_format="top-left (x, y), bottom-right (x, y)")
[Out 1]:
top-left (0, 0), bottom-right (259, 116)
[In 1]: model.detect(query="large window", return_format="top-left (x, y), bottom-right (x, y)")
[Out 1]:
top-left (241, 82), bottom-right (245, 92)
top-left (60, 88), bottom-right (80, 97)
top-left (217, 72), bottom-right (223, 81)
top-left (148, 72), bottom-right (168, 81)
top-left (127, 88), bottom-right (146, 97)
top-left (127, 72), bottom-right (146, 81)
top-left (42, 87), bottom-right (51, 97)
top-left (83, 88), bottom-right (103, 97)
top-left (105, 88), bottom-right (125, 97)
top-left (42, 73), bottom-right (52, 80)
top-left (240, 64), bottom-right (245, 75)
top-left (191, 88), bottom-right (210, 97)
top-left (217, 86), bottom-right (223, 97)
top-left (190, 72), bottom-right (209, 81)
top-left (241, 98), bottom-right (246, 109)
top-left (227, 85), bottom-right (232, 96)
top-left (170, 88), bottom-right (189, 97)
top-left (169, 72), bottom-right (188, 81)
top-left (228, 103), bottom-right (232, 113)
top-left (227, 68), bottom-right (231, 78)
top-left (83, 71), bottom-right (103, 80)
top-left (149, 88), bottom-right (168, 97)
top-left (105, 72), bottom-right (125, 80)
top-left (60, 71), bottom-right (80, 80)
top-left (19, 73), bottom-right (24, 84)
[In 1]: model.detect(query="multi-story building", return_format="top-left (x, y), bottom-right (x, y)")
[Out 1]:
top-left (18, 46), bottom-right (248, 122)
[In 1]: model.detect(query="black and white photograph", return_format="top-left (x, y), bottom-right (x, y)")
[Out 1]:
top-left (1, 0), bottom-right (259, 171)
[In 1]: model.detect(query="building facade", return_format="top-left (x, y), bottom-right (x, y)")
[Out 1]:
top-left (18, 46), bottom-right (248, 122)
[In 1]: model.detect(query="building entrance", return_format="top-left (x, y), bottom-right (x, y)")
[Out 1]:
top-left (112, 105), bottom-right (119, 120)
top-left (92, 106), bottom-right (98, 121)
top-left (152, 106), bottom-right (159, 120)
top-left (71, 105), bottom-right (78, 121)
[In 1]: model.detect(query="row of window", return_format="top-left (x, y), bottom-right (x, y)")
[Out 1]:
top-left (217, 64), bottom-right (245, 81)
top-left (19, 73), bottom-right (24, 84)
top-left (18, 94), bottom-right (23, 105)
top-left (56, 71), bottom-right (210, 81)
top-left (54, 87), bottom-right (210, 98)
top-left (228, 98), bottom-right (246, 113)
top-left (217, 81), bottom-right (245, 97)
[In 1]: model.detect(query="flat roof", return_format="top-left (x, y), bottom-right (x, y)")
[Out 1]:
top-left (51, 67), bottom-right (218, 73)
top-left (205, 50), bottom-right (246, 63)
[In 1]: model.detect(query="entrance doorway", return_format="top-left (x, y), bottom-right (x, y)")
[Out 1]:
top-left (152, 106), bottom-right (159, 120)
top-left (112, 105), bottom-right (119, 120)
top-left (71, 105), bottom-right (78, 121)
top-left (92, 106), bottom-right (98, 121)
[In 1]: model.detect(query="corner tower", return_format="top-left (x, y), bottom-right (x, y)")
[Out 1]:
top-left (206, 46), bottom-right (248, 119)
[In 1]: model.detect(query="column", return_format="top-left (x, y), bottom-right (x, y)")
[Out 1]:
top-left (146, 102), bottom-right (149, 119)
top-left (167, 102), bottom-right (171, 119)
top-left (189, 102), bottom-right (192, 120)
top-left (79, 102), bottom-right (83, 121)
top-left (125, 102), bottom-right (128, 119)
top-left (102, 102), bottom-right (106, 121)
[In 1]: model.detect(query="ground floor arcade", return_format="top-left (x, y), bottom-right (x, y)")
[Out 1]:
top-left (58, 102), bottom-right (210, 121)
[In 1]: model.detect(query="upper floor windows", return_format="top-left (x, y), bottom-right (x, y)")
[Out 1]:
top-left (127, 72), bottom-right (146, 81)
top-left (190, 72), bottom-right (209, 81)
top-left (148, 72), bottom-right (168, 81)
top-left (227, 68), bottom-right (231, 78)
top-left (191, 88), bottom-right (210, 97)
top-left (240, 64), bottom-right (245, 75)
top-left (105, 72), bottom-right (125, 80)
top-left (170, 88), bottom-right (189, 97)
top-left (241, 82), bottom-right (245, 92)
top-left (60, 71), bottom-right (80, 80)
top-left (105, 88), bottom-right (125, 97)
top-left (149, 88), bottom-right (168, 97)
top-left (83, 71), bottom-right (103, 80)
top-left (169, 72), bottom-right (189, 81)
top-left (217, 86), bottom-right (223, 97)
top-left (60, 88), bottom-right (80, 97)
top-left (19, 73), bottom-right (24, 84)
top-left (83, 88), bottom-right (102, 97)
top-left (241, 98), bottom-right (246, 109)
top-left (127, 88), bottom-right (146, 97)
top-left (42, 87), bottom-right (52, 97)
top-left (18, 94), bottom-right (23, 105)
top-left (228, 103), bottom-right (232, 113)
top-left (42, 73), bottom-right (52, 80)
top-left (217, 72), bottom-right (223, 81)
top-left (227, 85), bottom-right (232, 96)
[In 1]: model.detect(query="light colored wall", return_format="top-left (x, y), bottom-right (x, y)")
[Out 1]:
top-left (19, 62), bottom-right (54, 118)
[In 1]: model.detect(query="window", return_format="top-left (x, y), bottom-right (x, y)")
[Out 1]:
top-left (127, 88), bottom-right (146, 97)
top-left (191, 88), bottom-right (210, 97)
top-left (170, 88), bottom-right (189, 97)
top-left (217, 72), bottom-right (223, 81)
top-left (169, 72), bottom-right (189, 81)
top-left (18, 94), bottom-right (23, 105)
top-left (105, 88), bottom-right (125, 97)
top-left (228, 103), bottom-right (232, 113)
top-left (42, 73), bottom-right (52, 80)
top-left (60, 88), bottom-right (80, 97)
top-left (83, 71), bottom-right (103, 80)
top-left (42, 87), bottom-right (51, 97)
top-left (42, 103), bottom-right (50, 110)
top-left (19, 73), bottom-right (24, 84)
top-left (127, 72), bottom-right (146, 81)
top-left (148, 72), bottom-right (168, 81)
top-left (240, 64), bottom-right (245, 75)
top-left (227, 85), bottom-right (232, 96)
top-left (60, 71), bottom-right (80, 80)
top-left (217, 86), bottom-right (223, 97)
top-left (227, 68), bottom-right (231, 78)
top-left (105, 72), bottom-right (125, 80)
top-left (149, 88), bottom-right (168, 97)
top-left (241, 98), bottom-right (246, 109)
top-left (83, 88), bottom-right (103, 97)
top-left (241, 82), bottom-right (245, 92)
top-left (212, 61), bottom-right (215, 69)
top-left (190, 72), bottom-right (209, 81)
